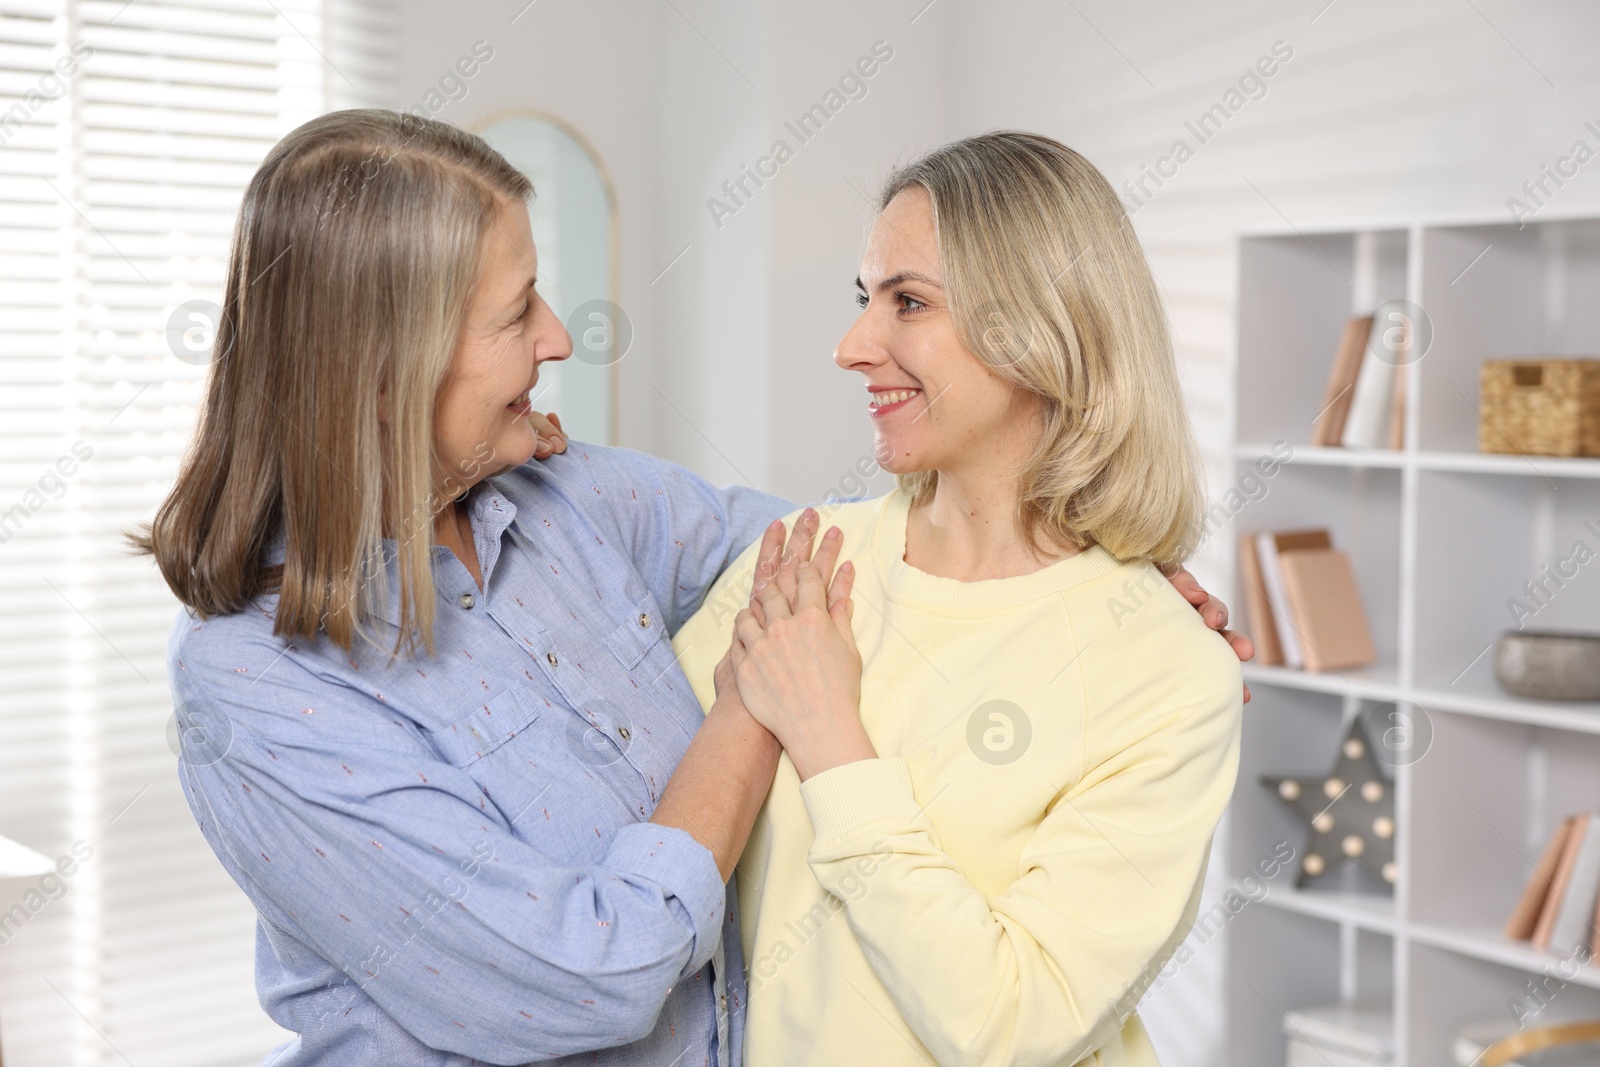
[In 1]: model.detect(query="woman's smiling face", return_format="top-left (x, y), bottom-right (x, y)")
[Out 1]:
top-left (434, 198), bottom-right (572, 487)
top-left (835, 185), bottom-right (1036, 477)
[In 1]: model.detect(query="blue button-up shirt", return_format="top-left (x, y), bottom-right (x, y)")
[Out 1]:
top-left (170, 443), bottom-right (792, 1066)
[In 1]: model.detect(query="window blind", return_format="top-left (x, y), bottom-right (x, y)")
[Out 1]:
top-left (0, 2), bottom-right (394, 1063)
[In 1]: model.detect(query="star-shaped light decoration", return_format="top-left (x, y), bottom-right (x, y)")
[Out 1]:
top-left (1260, 715), bottom-right (1397, 890)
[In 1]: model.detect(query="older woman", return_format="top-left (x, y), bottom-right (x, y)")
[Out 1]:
top-left (672, 132), bottom-right (1244, 1066)
top-left (136, 109), bottom-right (809, 1066)
top-left (136, 112), bottom-right (1243, 1065)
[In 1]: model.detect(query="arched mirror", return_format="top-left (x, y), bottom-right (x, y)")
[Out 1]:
top-left (474, 113), bottom-right (621, 445)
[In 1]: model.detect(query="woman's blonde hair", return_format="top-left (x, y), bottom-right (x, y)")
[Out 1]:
top-left (880, 131), bottom-right (1204, 569)
top-left (128, 109), bottom-right (531, 658)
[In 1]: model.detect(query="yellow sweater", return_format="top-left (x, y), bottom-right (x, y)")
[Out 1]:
top-left (671, 490), bottom-right (1242, 1067)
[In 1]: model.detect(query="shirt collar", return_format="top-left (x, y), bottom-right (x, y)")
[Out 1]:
top-left (259, 477), bottom-right (521, 629)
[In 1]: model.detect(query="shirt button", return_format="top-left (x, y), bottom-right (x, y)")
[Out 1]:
top-left (546, 651), bottom-right (559, 668)
top-left (638, 612), bottom-right (651, 628)
top-left (618, 726), bottom-right (631, 741)
top-left (459, 593), bottom-right (475, 610)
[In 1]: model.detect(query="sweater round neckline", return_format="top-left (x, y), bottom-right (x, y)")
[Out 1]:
top-left (871, 489), bottom-right (1123, 611)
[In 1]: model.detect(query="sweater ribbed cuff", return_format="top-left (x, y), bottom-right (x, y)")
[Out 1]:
top-left (799, 757), bottom-right (922, 842)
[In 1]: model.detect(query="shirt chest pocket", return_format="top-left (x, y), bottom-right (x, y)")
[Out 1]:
top-left (604, 590), bottom-right (668, 671)
top-left (428, 687), bottom-right (543, 768)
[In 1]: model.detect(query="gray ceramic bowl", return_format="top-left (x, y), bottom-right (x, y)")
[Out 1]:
top-left (1495, 630), bottom-right (1600, 701)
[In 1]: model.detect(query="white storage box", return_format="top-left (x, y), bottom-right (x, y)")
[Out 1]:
top-left (1285, 1002), bottom-right (1394, 1067)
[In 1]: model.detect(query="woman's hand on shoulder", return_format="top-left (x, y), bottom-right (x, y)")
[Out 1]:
top-left (1166, 565), bottom-right (1255, 704)
top-left (728, 508), bottom-right (874, 779)
top-left (529, 410), bottom-right (567, 460)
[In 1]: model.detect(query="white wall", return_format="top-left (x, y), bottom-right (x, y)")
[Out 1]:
top-left (396, 0), bottom-right (668, 451)
top-left (397, 2), bottom-right (1600, 1063)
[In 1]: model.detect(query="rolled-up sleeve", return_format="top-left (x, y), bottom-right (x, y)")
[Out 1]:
top-left (175, 636), bottom-right (726, 1062)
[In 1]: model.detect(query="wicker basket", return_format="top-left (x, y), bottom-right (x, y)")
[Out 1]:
top-left (1479, 358), bottom-right (1600, 457)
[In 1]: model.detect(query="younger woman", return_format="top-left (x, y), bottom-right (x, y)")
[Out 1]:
top-left (673, 132), bottom-right (1243, 1066)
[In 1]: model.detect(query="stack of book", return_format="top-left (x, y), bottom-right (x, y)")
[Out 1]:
top-left (1239, 528), bottom-right (1377, 672)
top-left (1311, 314), bottom-right (1408, 449)
top-left (1505, 812), bottom-right (1600, 957)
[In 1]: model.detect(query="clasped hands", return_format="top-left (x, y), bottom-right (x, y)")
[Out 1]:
top-left (712, 508), bottom-right (874, 782)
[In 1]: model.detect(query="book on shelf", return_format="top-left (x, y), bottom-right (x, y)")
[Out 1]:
top-left (1594, 871), bottom-right (1600, 960)
top-left (1551, 815), bottom-right (1600, 953)
top-left (1240, 528), bottom-right (1376, 672)
top-left (1311, 315), bottom-right (1372, 447)
top-left (1505, 815), bottom-right (1576, 940)
top-left (1280, 548), bottom-right (1379, 672)
top-left (1343, 316), bottom-right (1398, 450)
top-left (1308, 313), bottom-right (1407, 451)
top-left (1534, 811), bottom-right (1590, 951)
top-left (1255, 529), bottom-right (1330, 668)
top-left (1387, 347), bottom-right (1407, 451)
top-left (1506, 811), bottom-right (1600, 957)
top-left (1238, 534), bottom-right (1285, 665)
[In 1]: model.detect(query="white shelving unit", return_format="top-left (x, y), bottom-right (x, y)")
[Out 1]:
top-left (1225, 214), bottom-right (1600, 1066)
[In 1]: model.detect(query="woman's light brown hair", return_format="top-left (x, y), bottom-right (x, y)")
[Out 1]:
top-left (128, 109), bottom-right (531, 658)
top-left (880, 131), bottom-right (1205, 570)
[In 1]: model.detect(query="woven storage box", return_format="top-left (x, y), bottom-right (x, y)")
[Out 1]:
top-left (1480, 358), bottom-right (1600, 457)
